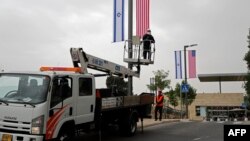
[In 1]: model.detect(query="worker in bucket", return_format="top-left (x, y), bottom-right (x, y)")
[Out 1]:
top-left (142, 29), bottom-right (155, 60)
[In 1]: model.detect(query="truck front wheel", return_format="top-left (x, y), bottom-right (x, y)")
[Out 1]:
top-left (57, 124), bottom-right (75, 141)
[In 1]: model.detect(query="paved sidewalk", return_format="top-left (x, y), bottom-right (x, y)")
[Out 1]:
top-left (138, 118), bottom-right (180, 128)
top-left (242, 120), bottom-right (250, 125)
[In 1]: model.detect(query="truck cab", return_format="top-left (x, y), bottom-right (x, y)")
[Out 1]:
top-left (0, 71), bottom-right (96, 141)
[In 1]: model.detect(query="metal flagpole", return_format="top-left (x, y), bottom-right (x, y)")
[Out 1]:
top-left (180, 85), bottom-right (182, 119)
top-left (184, 46), bottom-right (188, 118)
top-left (128, 0), bottom-right (133, 96)
top-left (183, 44), bottom-right (197, 118)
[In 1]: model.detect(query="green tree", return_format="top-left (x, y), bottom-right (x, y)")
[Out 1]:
top-left (244, 28), bottom-right (250, 108)
top-left (166, 89), bottom-right (178, 108)
top-left (147, 70), bottom-right (171, 91)
top-left (174, 81), bottom-right (197, 105)
top-left (106, 76), bottom-right (128, 96)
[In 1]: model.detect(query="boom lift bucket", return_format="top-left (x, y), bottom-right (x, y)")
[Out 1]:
top-left (123, 36), bottom-right (155, 66)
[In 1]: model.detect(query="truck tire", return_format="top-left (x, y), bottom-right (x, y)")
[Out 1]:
top-left (119, 112), bottom-right (138, 136)
top-left (57, 124), bottom-right (75, 141)
top-left (127, 116), bottom-right (137, 136)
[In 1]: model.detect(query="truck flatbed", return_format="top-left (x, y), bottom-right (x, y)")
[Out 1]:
top-left (101, 93), bottom-right (154, 111)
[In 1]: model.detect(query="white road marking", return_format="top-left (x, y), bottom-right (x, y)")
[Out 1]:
top-left (233, 121), bottom-right (242, 124)
top-left (193, 137), bottom-right (201, 140)
top-left (217, 121), bottom-right (225, 124)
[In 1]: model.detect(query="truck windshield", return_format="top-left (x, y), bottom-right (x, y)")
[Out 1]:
top-left (0, 73), bottom-right (50, 105)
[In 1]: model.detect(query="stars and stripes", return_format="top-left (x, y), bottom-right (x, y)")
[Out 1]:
top-left (136, 0), bottom-right (150, 38)
top-left (188, 50), bottom-right (196, 78)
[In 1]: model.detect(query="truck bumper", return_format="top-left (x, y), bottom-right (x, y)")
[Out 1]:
top-left (0, 132), bottom-right (44, 141)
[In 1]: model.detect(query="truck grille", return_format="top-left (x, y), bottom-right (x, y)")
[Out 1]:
top-left (0, 119), bottom-right (31, 133)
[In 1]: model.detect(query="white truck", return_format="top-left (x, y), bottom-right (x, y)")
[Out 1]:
top-left (0, 48), bottom-right (154, 141)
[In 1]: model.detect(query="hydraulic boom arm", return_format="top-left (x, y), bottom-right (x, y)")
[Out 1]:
top-left (70, 48), bottom-right (139, 78)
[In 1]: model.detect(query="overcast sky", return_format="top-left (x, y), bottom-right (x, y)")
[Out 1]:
top-left (1, 0), bottom-right (250, 94)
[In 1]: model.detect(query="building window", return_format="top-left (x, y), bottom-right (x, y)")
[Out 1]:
top-left (196, 106), bottom-right (200, 116)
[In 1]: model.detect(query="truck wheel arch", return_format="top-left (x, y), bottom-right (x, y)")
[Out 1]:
top-left (56, 120), bottom-right (75, 140)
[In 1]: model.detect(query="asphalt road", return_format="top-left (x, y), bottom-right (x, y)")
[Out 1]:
top-left (74, 121), bottom-right (249, 141)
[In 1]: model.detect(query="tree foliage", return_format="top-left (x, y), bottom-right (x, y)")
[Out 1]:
top-left (147, 70), bottom-right (171, 91)
top-left (244, 28), bottom-right (250, 108)
top-left (106, 76), bottom-right (128, 96)
top-left (165, 89), bottom-right (178, 107)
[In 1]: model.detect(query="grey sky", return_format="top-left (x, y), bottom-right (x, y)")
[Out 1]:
top-left (0, 0), bottom-right (249, 94)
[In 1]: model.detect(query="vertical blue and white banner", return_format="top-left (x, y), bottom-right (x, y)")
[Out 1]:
top-left (113, 0), bottom-right (124, 42)
top-left (175, 51), bottom-right (182, 79)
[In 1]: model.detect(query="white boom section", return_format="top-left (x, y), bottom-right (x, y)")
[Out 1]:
top-left (70, 48), bottom-right (139, 78)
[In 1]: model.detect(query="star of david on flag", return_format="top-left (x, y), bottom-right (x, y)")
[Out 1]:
top-left (113, 0), bottom-right (124, 42)
top-left (175, 50), bottom-right (182, 79)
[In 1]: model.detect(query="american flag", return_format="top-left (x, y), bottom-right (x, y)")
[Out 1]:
top-left (136, 0), bottom-right (150, 38)
top-left (188, 50), bottom-right (196, 78)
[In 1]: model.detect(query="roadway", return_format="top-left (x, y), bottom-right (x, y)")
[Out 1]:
top-left (74, 120), bottom-right (250, 141)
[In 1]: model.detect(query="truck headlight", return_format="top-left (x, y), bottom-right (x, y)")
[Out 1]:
top-left (31, 115), bottom-right (44, 134)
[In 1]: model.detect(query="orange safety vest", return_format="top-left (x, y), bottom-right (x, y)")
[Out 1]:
top-left (156, 94), bottom-right (164, 107)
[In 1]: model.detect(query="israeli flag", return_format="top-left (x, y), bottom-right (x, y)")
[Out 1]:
top-left (175, 51), bottom-right (182, 79)
top-left (113, 0), bottom-right (124, 42)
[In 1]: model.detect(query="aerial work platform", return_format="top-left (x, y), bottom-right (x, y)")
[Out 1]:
top-left (123, 36), bottom-right (155, 66)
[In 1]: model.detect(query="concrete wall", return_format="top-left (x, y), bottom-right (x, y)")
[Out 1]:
top-left (189, 93), bottom-right (244, 120)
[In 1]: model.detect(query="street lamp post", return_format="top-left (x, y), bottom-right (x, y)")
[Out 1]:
top-left (184, 44), bottom-right (197, 119)
top-left (150, 77), bottom-right (156, 95)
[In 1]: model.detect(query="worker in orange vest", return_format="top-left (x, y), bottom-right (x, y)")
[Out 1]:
top-left (155, 90), bottom-right (164, 121)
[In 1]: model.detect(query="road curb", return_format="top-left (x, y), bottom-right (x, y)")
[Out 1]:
top-left (138, 119), bottom-right (180, 128)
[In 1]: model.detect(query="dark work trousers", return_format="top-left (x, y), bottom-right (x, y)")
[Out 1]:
top-left (155, 106), bottom-right (163, 120)
top-left (143, 47), bottom-right (151, 59)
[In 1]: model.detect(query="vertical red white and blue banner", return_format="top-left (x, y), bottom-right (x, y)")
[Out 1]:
top-left (136, 0), bottom-right (150, 38)
top-left (175, 51), bottom-right (182, 79)
top-left (188, 50), bottom-right (196, 78)
top-left (113, 0), bottom-right (124, 42)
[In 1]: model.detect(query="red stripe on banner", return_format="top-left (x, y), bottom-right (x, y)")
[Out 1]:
top-left (136, 0), bottom-right (138, 36)
top-left (142, 0), bottom-right (144, 36)
top-left (136, 0), bottom-right (150, 38)
top-left (146, 0), bottom-right (150, 34)
top-left (188, 50), bottom-right (196, 78)
top-left (143, 0), bottom-right (145, 36)
top-left (137, 0), bottom-right (140, 36)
